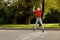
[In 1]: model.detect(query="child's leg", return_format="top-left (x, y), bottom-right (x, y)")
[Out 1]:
top-left (39, 18), bottom-right (44, 32)
top-left (34, 18), bottom-right (38, 29)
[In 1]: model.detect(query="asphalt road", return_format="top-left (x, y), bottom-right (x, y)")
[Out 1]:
top-left (0, 30), bottom-right (60, 40)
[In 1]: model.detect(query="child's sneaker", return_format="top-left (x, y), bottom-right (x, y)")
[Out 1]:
top-left (33, 28), bottom-right (35, 32)
top-left (42, 29), bottom-right (44, 32)
top-left (33, 26), bottom-right (36, 32)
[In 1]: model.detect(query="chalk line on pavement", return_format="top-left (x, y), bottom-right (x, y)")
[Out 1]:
top-left (15, 31), bottom-right (48, 40)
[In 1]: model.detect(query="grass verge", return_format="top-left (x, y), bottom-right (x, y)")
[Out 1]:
top-left (0, 23), bottom-right (60, 29)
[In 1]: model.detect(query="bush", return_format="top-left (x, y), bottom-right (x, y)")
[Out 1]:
top-left (43, 8), bottom-right (60, 23)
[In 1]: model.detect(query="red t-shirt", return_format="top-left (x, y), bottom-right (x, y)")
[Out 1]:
top-left (35, 10), bottom-right (42, 18)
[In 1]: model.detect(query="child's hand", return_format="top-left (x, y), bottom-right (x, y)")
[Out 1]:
top-left (33, 6), bottom-right (35, 8)
top-left (33, 6), bottom-right (35, 12)
top-left (40, 4), bottom-right (42, 9)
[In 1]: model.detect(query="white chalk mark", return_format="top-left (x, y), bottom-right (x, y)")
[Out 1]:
top-left (15, 31), bottom-right (48, 40)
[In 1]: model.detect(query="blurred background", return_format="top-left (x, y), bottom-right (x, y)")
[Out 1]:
top-left (0, 0), bottom-right (60, 29)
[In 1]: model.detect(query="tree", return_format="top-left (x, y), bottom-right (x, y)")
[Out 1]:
top-left (0, 0), bottom-right (43, 24)
top-left (17, 0), bottom-right (42, 24)
top-left (24, 0), bottom-right (42, 24)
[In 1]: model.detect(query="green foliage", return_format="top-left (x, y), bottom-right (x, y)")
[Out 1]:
top-left (43, 0), bottom-right (58, 19)
top-left (0, 0), bottom-right (60, 24)
top-left (43, 8), bottom-right (60, 23)
top-left (43, 0), bottom-right (60, 23)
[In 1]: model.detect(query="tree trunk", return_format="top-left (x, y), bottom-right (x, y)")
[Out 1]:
top-left (59, 23), bottom-right (60, 26)
top-left (25, 15), bottom-right (30, 24)
top-left (39, 0), bottom-right (44, 26)
top-left (12, 16), bottom-right (17, 24)
top-left (12, 18), bottom-right (17, 24)
top-left (42, 0), bottom-right (44, 17)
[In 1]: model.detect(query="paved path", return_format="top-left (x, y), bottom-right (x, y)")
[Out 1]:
top-left (0, 30), bottom-right (60, 40)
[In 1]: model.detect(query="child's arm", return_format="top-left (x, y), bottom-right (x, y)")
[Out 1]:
top-left (33, 6), bottom-right (35, 12)
top-left (40, 4), bottom-right (42, 10)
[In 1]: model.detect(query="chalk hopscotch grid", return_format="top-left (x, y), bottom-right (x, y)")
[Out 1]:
top-left (15, 31), bottom-right (48, 40)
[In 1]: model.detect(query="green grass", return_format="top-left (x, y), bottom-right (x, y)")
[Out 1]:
top-left (0, 23), bottom-right (60, 29)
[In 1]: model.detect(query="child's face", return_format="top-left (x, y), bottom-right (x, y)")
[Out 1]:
top-left (37, 7), bottom-right (40, 10)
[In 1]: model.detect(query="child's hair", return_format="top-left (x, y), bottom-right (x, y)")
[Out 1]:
top-left (35, 4), bottom-right (42, 10)
top-left (35, 6), bottom-right (41, 10)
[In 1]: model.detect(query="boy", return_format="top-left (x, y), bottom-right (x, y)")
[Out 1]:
top-left (33, 4), bottom-right (44, 32)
